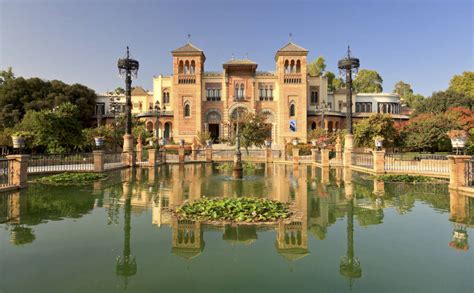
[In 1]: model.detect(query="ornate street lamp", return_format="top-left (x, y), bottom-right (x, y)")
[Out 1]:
top-left (338, 46), bottom-right (360, 135)
top-left (116, 195), bottom-right (137, 290)
top-left (118, 46), bottom-right (139, 153)
top-left (339, 197), bottom-right (362, 289)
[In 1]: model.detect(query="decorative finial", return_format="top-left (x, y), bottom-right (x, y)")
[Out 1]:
top-left (187, 33), bottom-right (191, 43)
top-left (289, 33), bottom-right (293, 42)
top-left (347, 45), bottom-right (351, 58)
top-left (126, 46), bottom-right (130, 58)
top-left (245, 52), bottom-right (248, 59)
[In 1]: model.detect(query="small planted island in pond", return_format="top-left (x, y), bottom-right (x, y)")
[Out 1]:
top-left (32, 172), bottom-right (108, 185)
top-left (175, 197), bottom-right (291, 223)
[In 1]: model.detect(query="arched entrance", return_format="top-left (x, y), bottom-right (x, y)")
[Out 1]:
top-left (164, 122), bottom-right (172, 139)
top-left (205, 109), bottom-right (222, 142)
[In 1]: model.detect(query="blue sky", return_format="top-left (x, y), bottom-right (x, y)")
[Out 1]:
top-left (0, 0), bottom-right (472, 96)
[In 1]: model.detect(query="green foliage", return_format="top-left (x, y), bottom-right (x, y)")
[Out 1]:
top-left (176, 197), bottom-right (291, 222)
top-left (353, 114), bottom-right (397, 148)
top-left (215, 162), bottom-right (262, 171)
top-left (324, 71), bottom-right (344, 92)
top-left (448, 71), bottom-right (474, 98)
top-left (376, 174), bottom-right (433, 183)
top-left (228, 112), bottom-right (272, 153)
top-left (353, 69), bottom-right (383, 93)
top-left (286, 143), bottom-right (312, 155)
top-left (14, 103), bottom-right (84, 153)
top-left (0, 69), bottom-right (97, 130)
top-left (195, 131), bottom-right (211, 146)
top-left (393, 81), bottom-right (424, 108)
top-left (307, 56), bottom-right (326, 76)
top-left (414, 90), bottom-right (473, 114)
top-left (10, 226), bottom-right (35, 245)
top-left (33, 172), bottom-right (108, 186)
top-left (401, 113), bottom-right (452, 152)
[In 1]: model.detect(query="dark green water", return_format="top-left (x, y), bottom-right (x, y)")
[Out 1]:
top-left (1, 164), bottom-right (473, 293)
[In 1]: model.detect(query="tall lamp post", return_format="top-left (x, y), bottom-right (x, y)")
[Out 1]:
top-left (118, 47), bottom-right (139, 163)
top-left (338, 46), bottom-right (359, 135)
top-left (232, 109), bottom-right (243, 179)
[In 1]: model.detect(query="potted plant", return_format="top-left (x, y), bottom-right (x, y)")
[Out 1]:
top-left (374, 135), bottom-right (385, 150)
top-left (311, 139), bottom-right (318, 147)
top-left (179, 139), bottom-right (185, 147)
top-left (11, 131), bottom-right (30, 149)
top-left (447, 130), bottom-right (468, 148)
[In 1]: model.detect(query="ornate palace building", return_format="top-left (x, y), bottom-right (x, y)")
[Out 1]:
top-left (96, 41), bottom-right (408, 145)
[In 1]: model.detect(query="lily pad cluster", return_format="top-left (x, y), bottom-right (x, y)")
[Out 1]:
top-left (176, 197), bottom-right (291, 222)
top-left (33, 172), bottom-right (108, 185)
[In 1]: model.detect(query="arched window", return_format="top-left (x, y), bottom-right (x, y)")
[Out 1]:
top-left (190, 60), bottom-right (195, 74)
top-left (284, 60), bottom-right (289, 73)
top-left (235, 84), bottom-right (239, 98)
top-left (264, 86), bottom-right (268, 98)
top-left (269, 86), bottom-right (273, 99)
top-left (296, 60), bottom-right (301, 73)
top-left (184, 103), bottom-right (190, 117)
top-left (311, 121), bottom-right (316, 130)
top-left (163, 91), bottom-right (170, 104)
top-left (240, 83), bottom-right (245, 99)
top-left (289, 103), bottom-right (295, 117)
top-left (290, 60), bottom-right (295, 73)
top-left (178, 61), bottom-right (184, 74)
top-left (184, 60), bottom-right (190, 74)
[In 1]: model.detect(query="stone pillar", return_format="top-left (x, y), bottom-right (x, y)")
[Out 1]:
top-left (343, 134), bottom-right (353, 168)
top-left (311, 148), bottom-right (318, 163)
top-left (162, 149), bottom-right (167, 164)
top-left (321, 149), bottom-right (330, 167)
top-left (6, 155), bottom-right (29, 188)
top-left (205, 147), bottom-right (213, 162)
top-left (283, 143), bottom-right (288, 161)
top-left (373, 150), bottom-right (386, 174)
top-left (136, 139), bottom-right (143, 163)
top-left (178, 146), bottom-right (185, 163)
top-left (265, 147), bottom-right (273, 163)
top-left (343, 167), bottom-right (353, 200)
top-left (292, 147), bottom-right (299, 164)
top-left (335, 136), bottom-right (343, 164)
top-left (447, 155), bottom-right (472, 189)
top-left (122, 134), bottom-right (135, 167)
top-left (93, 150), bottom-right (105, 172)
top-left (191, 144), bottom-right (197, 161)
top-left (148, 148), bottom-right (157, 167)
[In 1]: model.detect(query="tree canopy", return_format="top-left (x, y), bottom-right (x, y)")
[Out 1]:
top-left (0, 68), bottom-right (97, 130)
top-left (414, 90), bottom-right (473, 114)
top-left (307, 56), bottom-right (326, 77)
top-left (393, 81), bottom-right (424, 108)
top-left (325, 71), bottom-right (344, 92)
top-left (448, 71), bottom-right (474, 98)
top-left (353, 114), bottom-right (397, 148)
top-left (353, 69), bottom-right (383, 93)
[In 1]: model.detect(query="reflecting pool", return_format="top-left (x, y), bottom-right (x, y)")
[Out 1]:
top-left (1, 164), bottom-right (473, 293)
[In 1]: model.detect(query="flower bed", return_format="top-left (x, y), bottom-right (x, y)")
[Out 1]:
top-left (175, 197), bottom-right (291, 223)
top-left (32, 172), bottom-right (108, 185)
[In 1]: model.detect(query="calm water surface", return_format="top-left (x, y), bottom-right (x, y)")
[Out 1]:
top-left (0, 164), bottom-right (473, 293)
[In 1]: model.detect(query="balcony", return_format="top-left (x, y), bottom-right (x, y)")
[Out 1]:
top-left (178, 74), bottom-right (196, 84)
top-left (284, 73), bottom-right (302, 84)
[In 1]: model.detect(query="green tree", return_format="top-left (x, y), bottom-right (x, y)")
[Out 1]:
top-left (401, 113), bottom-right (452, 152)
top-left (393, 81), bottom-right (413, 98)
top-left (414, 90), bottom-right (473, 114)
top-left (307, 56), bottom-right (326, 77)
top-left (353, 69), bottom-right (383, 93)
top-left (353, 113), bottom-right (397, 148)
top-left (114, 87), bottom-right (125, 95)
top-left (325, 71), bottom-right (344, 92)
top-left (448, 71), bottom-right (474, 98)
top-left (0, 67), bottom-right (15, 84)
top-left (0, 69), bottom-right (97, 130)
top-left (229, 112), bottom-right (272, 153)
top-left (16, 103), bottom-right (84, 153)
